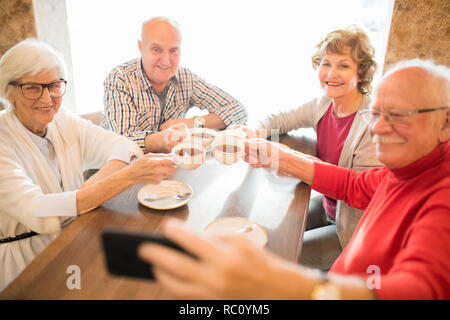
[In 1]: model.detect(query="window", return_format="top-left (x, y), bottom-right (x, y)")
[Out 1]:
top-left (66, 0), bottom-right (392, 125)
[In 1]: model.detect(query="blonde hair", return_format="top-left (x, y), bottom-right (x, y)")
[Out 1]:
top-left (311, 25), bottom-right (377, 95)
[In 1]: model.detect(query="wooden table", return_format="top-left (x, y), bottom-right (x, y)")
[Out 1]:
top-left (0, 133), bottom-right (316, 299)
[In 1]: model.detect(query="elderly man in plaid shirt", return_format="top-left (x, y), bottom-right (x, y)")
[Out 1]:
top-left (104, 16), bottom-right (248, 153)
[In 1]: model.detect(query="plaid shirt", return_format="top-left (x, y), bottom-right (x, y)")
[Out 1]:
top-left (104, 58), bottom-right (247, 149)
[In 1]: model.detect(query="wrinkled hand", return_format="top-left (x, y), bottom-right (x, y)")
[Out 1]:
top-left (243, 138), bottom-right (283, 170)
top-left (128, 153), bottom-right (176, 184)
top-left (162, 123), bottom-right (189, 152)
top-left (138, 219), bottom-right (305, 299)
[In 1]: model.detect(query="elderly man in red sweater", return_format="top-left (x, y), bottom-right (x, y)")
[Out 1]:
top-left (138, 59), bottom-right (450, 300)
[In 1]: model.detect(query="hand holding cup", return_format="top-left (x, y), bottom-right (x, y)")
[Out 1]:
top-left (162, 123), bottom-right (189, 152)
top-left (128, 153), bottom-right (176, 184)
top-left (244, 138), bottom-right (281, 169)
top-left (228, 125), bottom-right (267, 140)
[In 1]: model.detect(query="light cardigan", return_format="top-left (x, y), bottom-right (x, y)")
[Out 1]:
top-left (260, 95), bottom-right (382, 247)
top-left (0, 107), bottom-right (143, 291)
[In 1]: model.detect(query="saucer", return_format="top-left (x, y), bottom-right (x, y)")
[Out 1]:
top-left (203, 217), bottom-right (268, 247)
top-left (137, 180), bottom-right (193, 210)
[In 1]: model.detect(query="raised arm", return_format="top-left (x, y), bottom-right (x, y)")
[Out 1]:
top-left (311, 161), bottom-right (383, 210)
top-left (76, 154), bottom-right (175, 214)
top-left (258, 96), bottom-right (325, 138)
top-left (243, 138), bottom-right (382, 210)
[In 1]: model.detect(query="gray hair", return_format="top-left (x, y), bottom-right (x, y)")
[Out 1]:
top-left (0, 38), bottom-right (67, 107)
top-left (383, 59), bottom-right (450, 105)
top-left (140, 16), bottom-right (182, 43)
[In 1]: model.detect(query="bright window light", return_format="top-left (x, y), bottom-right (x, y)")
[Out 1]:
top-left (66, 0), bottom-right (392, 126)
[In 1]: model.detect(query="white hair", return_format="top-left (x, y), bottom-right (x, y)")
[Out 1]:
top-left (0, 38), bottom-right (67, 107)
top-left (383, 59), bottom-right (450, 104)
top-left (140, 16), bottom-right (182, 42)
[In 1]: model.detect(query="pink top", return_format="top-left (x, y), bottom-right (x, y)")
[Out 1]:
top-left (316, 102), bottom-right (357, 219)
top-left (312, 141), bottom-right (450, 299)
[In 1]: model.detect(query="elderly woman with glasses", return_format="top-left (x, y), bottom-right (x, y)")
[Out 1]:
top-left (0, 39), bottom-right (175, 290)
top-left (239, 25), bottom-right (382, 270)
top-left (138, 59), bottom-right (450, 299)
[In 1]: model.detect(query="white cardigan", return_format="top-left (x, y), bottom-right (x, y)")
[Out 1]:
top-left (261, 95), bottom-right (382, 247)
top-left (0, 107), bottom-right (142, 291)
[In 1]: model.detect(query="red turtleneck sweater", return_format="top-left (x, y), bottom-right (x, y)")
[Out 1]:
top-left (311, 141), bottom-right (450, 299)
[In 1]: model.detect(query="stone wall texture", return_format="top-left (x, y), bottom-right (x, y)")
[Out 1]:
top-left (384, 0), bottom-right (450, 72)
top-left (0, 0), bottom-right (38, 109)
top-left (0, 0), bottom-right (37, 57)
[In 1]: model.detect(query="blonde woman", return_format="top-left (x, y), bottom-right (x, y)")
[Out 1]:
top-left (244, 26), bottom-right (382, 269)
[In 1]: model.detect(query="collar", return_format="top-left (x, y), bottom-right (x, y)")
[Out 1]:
top-left (389, 140), bottom-right (450, 181)
top-left (360, 94), bottom-right (371, 110)
top-left (25, 125), bottom-right (53, 147)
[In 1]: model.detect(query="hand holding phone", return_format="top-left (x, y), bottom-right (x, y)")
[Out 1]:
top-left (101, 228), bottom-right (190, 280)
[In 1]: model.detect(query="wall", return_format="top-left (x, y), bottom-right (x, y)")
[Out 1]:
top-left (1, 0), bottom-right (449, 111)
top-left (33, 0), bottom-right (76, 111)
top-left (384, 0), bottom-right (450, 72)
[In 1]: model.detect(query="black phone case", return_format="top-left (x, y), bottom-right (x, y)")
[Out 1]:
top-left (101, 228), bottom-right (186, 280)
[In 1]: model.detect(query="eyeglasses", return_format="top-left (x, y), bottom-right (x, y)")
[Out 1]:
top-left (8, 79), bottom-right (67, 100)
top-left (360, 106), bottom-right (448, 126)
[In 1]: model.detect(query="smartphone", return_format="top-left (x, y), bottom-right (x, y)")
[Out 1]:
top-left (101, 228), bottom-right (189, 280)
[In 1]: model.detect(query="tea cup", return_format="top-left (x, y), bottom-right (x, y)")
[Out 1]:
top-left (185, 128), bottom-right (217, 151)
top-left (170, 142), bottom-right (206, 170)
top-left (211, 134), bottom-right (245, 165)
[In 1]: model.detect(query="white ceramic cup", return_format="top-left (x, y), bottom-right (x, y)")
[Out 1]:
top-left (170, 142), bottom-right (206, 170)
top-left (185, 128), bottom-right (217, 151)
top-left (211, 134), bottom-right (245, 165)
